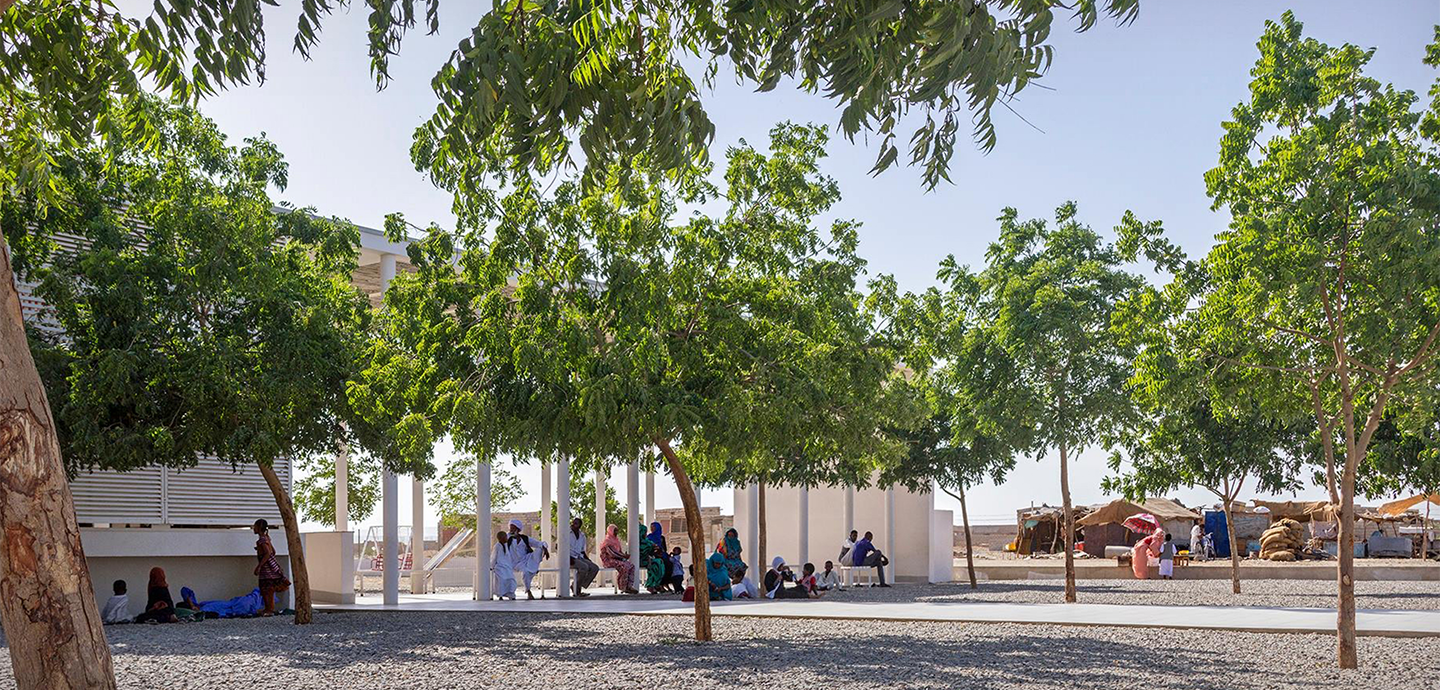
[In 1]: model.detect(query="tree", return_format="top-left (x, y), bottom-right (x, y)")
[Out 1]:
top-left (429, 454), bottom-right (523, 530)
top-left (1181, 15), bottom-right (1440, 668)
top-left (351, 123), bottom-right (900, 640)
top-left (6, 99), bottom-right (386, 628)
top-left (293, 449), bottom-right (381, 528)
top-left (939, 203), bottom-right (1146, 603)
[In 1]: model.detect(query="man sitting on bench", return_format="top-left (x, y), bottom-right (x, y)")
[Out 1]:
top-left (851, 531), bottom-right (890, 587)
top-left (568, 517), bottom-right (600, 597)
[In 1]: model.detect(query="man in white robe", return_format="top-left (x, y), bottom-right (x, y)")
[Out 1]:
top-left (491, 531), bottom-right (517, 600)
top-left (507, 519), bottom-right (550, 599)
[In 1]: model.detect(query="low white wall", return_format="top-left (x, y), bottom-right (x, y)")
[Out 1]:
top-left (302, 531), bottom-right (354, 604)
top-left (930, 510), bottom-right (953, 583)
top-left (83, 527), bottom-right (290, 618)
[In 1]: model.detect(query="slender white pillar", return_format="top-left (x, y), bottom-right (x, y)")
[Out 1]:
top-left (844, 485), bottom-right (855, 537)
top-left (798, 485), bottom-right (810, 566)
top-left (381, 470), bottom-right (398, 605)
top-left (645, 470), bottom-right (656, 526)
top-left (627, 459), bottom-right (640, 579)
top-left (746, 483), bottom-right (759, 571)
top-left (476, 459), bottom-right (492, 600)
top-left (594, 467), bottom-right (606, 537)
top-left (334, 441), bottom-right (349, 533)
top-left (411, 477), bottom-right (425, 593)
top-left (885, 485), bottom-right (896, 556)
top-left (557, 455), bottom-right (572, 597)
top-left (379, 252), bottom-right (400, 606)
top-left (540, 461), bottom-right (552, 549)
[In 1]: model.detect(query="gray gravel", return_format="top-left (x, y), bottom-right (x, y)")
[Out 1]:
top-left (848, 578), bottom-right (1440, 611)
top-left (5, 609), bottom-right (1434, 690)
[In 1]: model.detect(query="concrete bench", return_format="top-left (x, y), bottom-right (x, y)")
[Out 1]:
top-left (839, 564), bottom-right (877, 587)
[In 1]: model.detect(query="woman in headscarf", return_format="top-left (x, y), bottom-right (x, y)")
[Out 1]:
top-left (763, 556), bottom-right (807, 599)
top-left (646, 522), bottom-right (667, 552)
top-left (705, 551), bottom-right (733, 601)
top-left (491, 531), bottom-right (517, 600)
top-left (638, 522), bottom-right (667, 593)
top-left (134, 567), bottom-right (178, 623)
top-left (1130, 528), bottom-right (1165, 580)
top-left (719, 527), bottom-right (746, 577)
top-left (599, 524), bottom-right (639, 594)
top-left (508, 519), bottom-right (549, 600)
top-left (252, 518), bottom-right (290, 617)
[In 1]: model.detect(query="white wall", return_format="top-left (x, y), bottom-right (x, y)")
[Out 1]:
top-left (83, 528), bottom-right (290, 618)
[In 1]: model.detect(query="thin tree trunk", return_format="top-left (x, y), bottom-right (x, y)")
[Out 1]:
top-left (1221, 481), bottom-right (1241, 595)
top-left (1059, 442), bottom-right (1076, 603)
top-left (757, 481), bottom-right (766, 576)
top-left (0, 239), bottom-right (116, 689)
top-left (957, 485), bottom-right (978, 589)
top-left (1336, 451), bottom-right (1357, 669)
top-left (655, 438), bottom-right (711, 641)
top-left (258, 461), bottom-right (312, 624)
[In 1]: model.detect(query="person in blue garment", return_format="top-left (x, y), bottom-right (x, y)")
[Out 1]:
top-left (705, 551), bottom-right (733, 601)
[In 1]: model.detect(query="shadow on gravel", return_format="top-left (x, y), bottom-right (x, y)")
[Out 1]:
top-left (96, 611), bottom-right (1314, 690)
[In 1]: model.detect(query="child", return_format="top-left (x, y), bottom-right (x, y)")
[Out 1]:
top-left (101, 580), bottom-right (130, 624)
top-left (798, 563), bottom-right (824, 598)
top-left (816, 560), bottom-right (842, 591)
top-left (667, 547), bottom-right (686, 593)
top-left (1158, 533), bottom-right (1176, 580)
top-left (491, 531), bottom-right (516, 600)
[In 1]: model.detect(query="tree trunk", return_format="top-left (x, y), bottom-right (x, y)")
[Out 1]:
top-left (1058, 442), bottom-right (1076, 603)
top-left (258, 461), bottom-right (312, 624)
top-left (0, 239), bottom-right (116, 689)
top-left (757, 481), bottom-right (766, 576)
top-left (958, 484), bottom-right (977, 589)
top-left (655, 438), bottom-right (711, 642)
top-left (1220, 490), bottom-right (1241, 595)
top-left (1336, 462), bottom-right (1357, 669)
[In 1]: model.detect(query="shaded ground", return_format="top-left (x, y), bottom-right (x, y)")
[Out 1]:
top-left (9, 610), bottom-right (1433, 689)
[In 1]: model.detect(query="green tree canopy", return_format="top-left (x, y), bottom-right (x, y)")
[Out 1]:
top-left (4, 99), bottom-right (383, 625)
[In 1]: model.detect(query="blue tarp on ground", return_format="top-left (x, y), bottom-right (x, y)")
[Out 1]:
top-left (1205, 510), bottom-right (1230, 558)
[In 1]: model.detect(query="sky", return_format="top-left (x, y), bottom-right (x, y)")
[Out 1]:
top-left (189, 2), bottom-right (1440, 534)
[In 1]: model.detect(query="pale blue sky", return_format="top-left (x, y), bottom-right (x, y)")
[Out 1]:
top-left (192, 2), bottom-right (1440, 532)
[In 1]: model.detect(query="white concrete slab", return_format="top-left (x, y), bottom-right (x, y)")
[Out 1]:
top-left (318, 591), bottom-right (1440, 637)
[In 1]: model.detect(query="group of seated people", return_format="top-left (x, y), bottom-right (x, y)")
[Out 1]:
top-left (101, 568), bottom-right (220, 624)
top-left (490, 518), bottom-right (892, 601)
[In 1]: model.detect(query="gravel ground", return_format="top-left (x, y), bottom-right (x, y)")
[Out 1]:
top-left (855, 578), bottom-right (1440, 611)
top-left (5, 610), bottom-right (1435, 690)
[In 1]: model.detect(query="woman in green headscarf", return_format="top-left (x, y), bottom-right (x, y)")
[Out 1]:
top-left (638, 521), bottom-right (667, 593)
top-left (706, 551), bottom-right (733, 601)
top-left (719, 527), bottom-right (746, 578)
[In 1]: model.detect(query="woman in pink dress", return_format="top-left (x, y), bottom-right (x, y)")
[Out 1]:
top-left (1130, 529), bottom-right (1165, 580)
top-left (599, 524), bottom-right (639, 594)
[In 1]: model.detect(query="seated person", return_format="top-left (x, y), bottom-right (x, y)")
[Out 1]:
top-left (134, 567), bottom-right (178, 623)
top-left (762, 556), bottom-right (808, 599)
top-left (101, 580), bottom-right (130, 624)
top-left (730, 565), bottom-right (759, 599)
top-left (838, 530), bottom-right (858, 563)
top-left (705, 551), bottom-right (734, 601)
top-left (666, 547), bottom-right (686, 593)
top-left (815, 561), bottom-right (842, 591)
top-left (798, 563), bottom-right (824, 598)
top-left (851, 531), bottom-right (890, 587)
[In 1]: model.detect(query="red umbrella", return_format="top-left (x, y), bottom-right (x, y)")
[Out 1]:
top-left (1123, 513), bottom-right (1161, 535)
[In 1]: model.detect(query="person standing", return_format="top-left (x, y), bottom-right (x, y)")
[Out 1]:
top-left (252, 519), bottom-right (290, 616)
top-left (666, 547), bottom-right (686, 593)
top-left (491, 531), bottom-right (517, 600)
top-left (1190, 522), bottom-right (1206, 561)
top-left (1158, 533), bottom-right (1177, 580)
top-left (568, 517), bottom-right (600, 597)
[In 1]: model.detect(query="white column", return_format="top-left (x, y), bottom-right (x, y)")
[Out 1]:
top-left (645, 470), bottom-right (656, 526)
top-left (379, 252), bottom-right (400, 606)
top-left (746, 483), bottom-right (760, 571)
top-left (798, 485), bottom-right (810, 566)
top-left (411, 477), bottom-right (425, 593)
top-left (540, 461), bottom-right (552, 549)
top-left (886, 485), bottom-right (896, 556)
top-left (557, 455), bottom-right (572, 597)
top-left (627, 458), bottom-right (640, 579)
top-left (594, 467), bottom-right (606, 537)
top-left (381, 470), bottom-right (398, 605)
top-left (335, 441), bottom-right (349, 533)
top-left (476, 458), bottom-right (492, 600)
top-left (844, 485), bottom-right (855, 537)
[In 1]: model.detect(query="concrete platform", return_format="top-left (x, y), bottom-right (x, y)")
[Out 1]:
top-left (960, 558), bottom-right (1440, 581)
top-left (318, 591), bottom-right (1440, 638)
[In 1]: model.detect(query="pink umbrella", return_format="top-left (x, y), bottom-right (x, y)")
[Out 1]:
top-left (1123, 513), bottom-right (1161, 535)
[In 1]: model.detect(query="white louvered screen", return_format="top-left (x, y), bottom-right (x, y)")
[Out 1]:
top-left (71, 466), bottom-right (164, 524)
top-left (164, 458), bottom-right (289, 526)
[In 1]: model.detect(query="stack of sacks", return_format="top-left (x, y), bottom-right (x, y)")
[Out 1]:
top-left (1260, 518), bottom-right (1305, 561)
